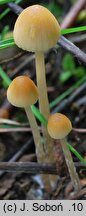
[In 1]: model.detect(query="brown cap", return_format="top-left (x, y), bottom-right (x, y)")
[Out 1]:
top-left (13, 5), bottom-right (61, 52)
top-left (47, 113), bottom-right (72, 139)
top-left (7, 76), bottom-right (38, 108)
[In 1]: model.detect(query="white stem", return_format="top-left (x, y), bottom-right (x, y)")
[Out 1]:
top-left (35, 51), bottom-right (54, 154)
top-left (61, 138), bottom-right (81, 192)
top-left (35, 51), bottom-right (50, 118)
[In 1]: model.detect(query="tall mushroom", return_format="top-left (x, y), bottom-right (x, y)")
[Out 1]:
top-left (13, 5), bottom-right (60, 120)
top-left (47, 113), bottom-right (81, 192)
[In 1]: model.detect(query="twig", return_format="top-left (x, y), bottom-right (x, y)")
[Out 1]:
top-left (73, 128), bottom-right (86, 133)
top-left (69, 34), bottom-right (86, 44)
top-left (10, 54), bottom-right (35, 78)
top-left (0, 161), bottom-right (84, 174)
top-left (8, 2), bottom-right (23, 14)
top-left (0, 162), bottom-right (56, 174)
top-left (0, 46), bottom-right (24, 64)
top-left (61, 0), bottom-right (86, 28)
top-left (0, 138), bottom-right (32, 177)
top-left (74, 96), bottom-right (86, 106)
top-left (58, 36), bottom-right (86, 65)
top-left (0, 127), bottom-right (32, 133)
top-left (0, 118), bottom-right (25, 125)
top-left (52, 81), bottom-right (86, 112)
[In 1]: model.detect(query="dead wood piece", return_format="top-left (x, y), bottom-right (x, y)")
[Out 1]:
top-left (0, 161), bottom-right (85, 175)
top-left (0, 162), bottom-right (56, 174)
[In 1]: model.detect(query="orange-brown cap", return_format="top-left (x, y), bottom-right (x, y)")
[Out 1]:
top-left (7, 76), bottom-right (38, 108)
top-left (47, 113), bottom-right (72, 139)
top-left (13, 5), bottom-right (61, 52)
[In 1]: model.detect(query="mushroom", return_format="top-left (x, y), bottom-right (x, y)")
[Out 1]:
top-left (13, 4), bottom-right (60, 119)
top-left (7, 75), bottom-right (52, 192)
top-left (7, 75), bottom-right (43, 162)
top-left (47, 113), bottom-right (81, 192)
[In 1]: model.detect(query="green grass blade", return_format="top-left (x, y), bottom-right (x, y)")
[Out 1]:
top-left (0, 0), bottom-right (15, 4)
top-left (0, 67), bottom-right (11, 86)
top-left (50, 75), bottom-right (86, 108)
top-left (68, 143), bottom-right (86, 166)
top-left (61, 26), bottom-right (86, 35)
top-left (0, 8), bottom-right (10, 20)
top-left (31, 105), bottom-right (47, 127)
top-left (0, 0), bottom-right (23, 20)
top-left (0, 38), bottom-right (15, 49)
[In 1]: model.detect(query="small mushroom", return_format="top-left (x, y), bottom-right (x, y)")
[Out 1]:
top-left (47, 113), bottom-right (81, 192)
top-left (7, 75), bottom-right (43, 162)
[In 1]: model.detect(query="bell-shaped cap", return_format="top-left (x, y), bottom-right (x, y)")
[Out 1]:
top-left (47, 113), bottom-right (72, 139)
top-left (13, 5), bottom-right (61, 52)
top-left (7, 76), bottom-right (38, 108)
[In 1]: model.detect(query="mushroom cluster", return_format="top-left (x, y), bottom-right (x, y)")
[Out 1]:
top-left (6, 4), bottom-right (80, 193)
top-left (13, 4), bottom-right (61, 189)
